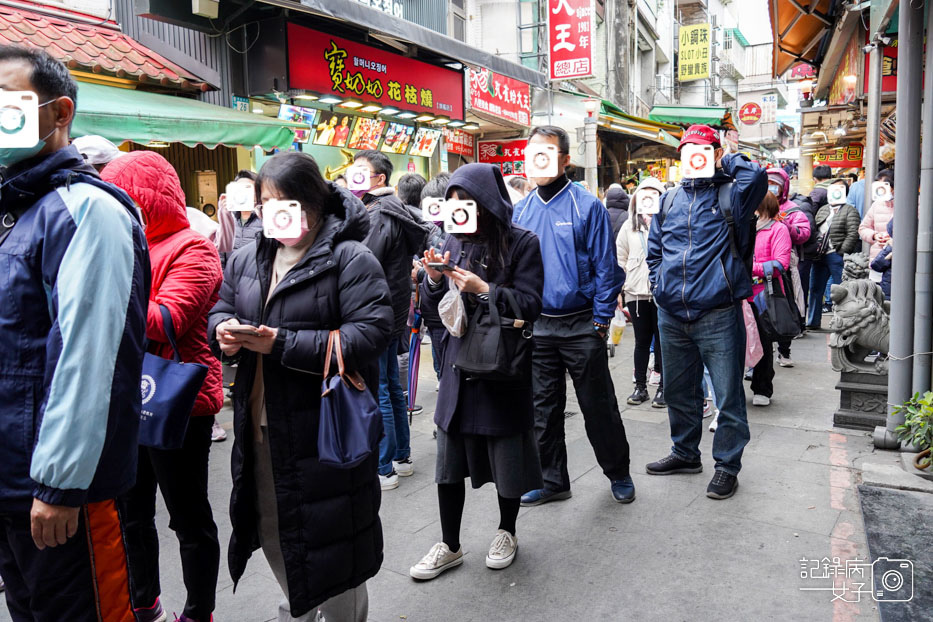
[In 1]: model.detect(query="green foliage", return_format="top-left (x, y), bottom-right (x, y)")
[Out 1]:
top-left (894, 392), bottom-right (933, 456)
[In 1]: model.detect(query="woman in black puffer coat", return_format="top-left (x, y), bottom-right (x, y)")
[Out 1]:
top-left (208, 152), bottom-right (392, 621)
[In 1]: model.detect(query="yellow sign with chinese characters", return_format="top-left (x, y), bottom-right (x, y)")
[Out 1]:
top-left (679, 24), bottom-right (711, 83)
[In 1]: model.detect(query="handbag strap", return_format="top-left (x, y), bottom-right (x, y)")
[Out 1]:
top-left (159, 305), bottom-right (182, 363)
top-left (323, 329), bottom-right (366, 391)
top-left (485, 283), bottom-right (502, 326)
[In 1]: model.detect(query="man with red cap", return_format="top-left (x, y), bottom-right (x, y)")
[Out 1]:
top-left (644, 125), bottom-right (767, 500)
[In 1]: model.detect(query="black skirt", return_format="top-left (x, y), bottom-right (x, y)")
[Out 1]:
top-left (435, 427), bottom-right (543, 498)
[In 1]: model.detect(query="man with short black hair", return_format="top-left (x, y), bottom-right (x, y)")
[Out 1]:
top-left (809, 165), bottom-right (833, 208)
top-left (644, 125), bottom-right (767, 500)
top-left (0, 45), bottom-right (149, 621)
top-left (354, 150), bottom-right (429, 490)
top-left (514, 125), bottom-right (635, 506)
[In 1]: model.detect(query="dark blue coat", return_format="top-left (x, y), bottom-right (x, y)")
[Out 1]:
top-left (647, 154), bottom-right (768, 322)
top-left (0, 146), bottom-right (150, 510)
top-left (870, 218), bottom-right (894, 299)
top-left (422, 164), bottom-right (543, 437)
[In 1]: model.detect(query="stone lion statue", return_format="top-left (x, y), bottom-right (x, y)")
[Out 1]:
top-left (829, 279), bottom-right (890, 375)
top-left (842, 252), bottom-right (870, 281)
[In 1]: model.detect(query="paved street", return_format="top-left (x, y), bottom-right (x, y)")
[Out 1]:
top-left (1, 328), bottom-right (888, 621)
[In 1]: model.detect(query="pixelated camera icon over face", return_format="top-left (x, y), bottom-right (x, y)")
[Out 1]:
top-left (525, 143), bottom-right (558, 178)
top-left (262, 200), bottom-right (303, 239)
top-left (421, 196), bottom-right (449, 223)
top-left (444, 200), bottom-right (477, 234)
top-left (681, 144), bottom-right (715, 179)
top-left (827, 182), bottom-right (848, 206)
top-left (0, 91), bottom-right (39, 149)
top-left (346, 165), bottom-right (372, 191)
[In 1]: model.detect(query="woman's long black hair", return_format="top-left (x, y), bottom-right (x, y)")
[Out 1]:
top-left (452, 188), bottom-right (511, 276)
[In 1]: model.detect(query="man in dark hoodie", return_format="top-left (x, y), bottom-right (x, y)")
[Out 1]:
top-left (353, 150), bottom-right (429, 491)
top-left (604, 184), bottom-right (631, 239)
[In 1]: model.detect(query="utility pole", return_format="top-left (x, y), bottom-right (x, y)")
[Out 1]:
top-left (607, 0), bottom-right (633, 110)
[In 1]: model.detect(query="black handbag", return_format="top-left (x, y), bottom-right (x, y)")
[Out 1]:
top-left (754, 274), bottom-right (801, 341)
top-left (454, 284), bottom-right (534, 380)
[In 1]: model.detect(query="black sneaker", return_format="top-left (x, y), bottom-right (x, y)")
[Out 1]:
top-left (706, 470), bottom-right (738, 499)
top-left (627, 384), bottom-right (649, 405)
top-left (651, 387), bottom-right (666, 408)
top-left (646, 454), bottom-right (703, 475)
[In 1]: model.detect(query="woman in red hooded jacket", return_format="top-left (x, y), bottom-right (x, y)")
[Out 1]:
top-left (102, 151), bottom-right (223, 622)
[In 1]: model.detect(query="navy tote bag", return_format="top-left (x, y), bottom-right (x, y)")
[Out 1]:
top-left (138, 306), bottom-right (208, 450)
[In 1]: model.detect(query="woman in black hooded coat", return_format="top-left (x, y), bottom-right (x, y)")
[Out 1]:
top-left (408, 163), bottom-right (544, 581)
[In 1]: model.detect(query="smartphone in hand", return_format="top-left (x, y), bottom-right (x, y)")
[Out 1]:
top-left (427, 262), bottom-right (455, 272)
top-left (224, 325), bottom-right (261, 336)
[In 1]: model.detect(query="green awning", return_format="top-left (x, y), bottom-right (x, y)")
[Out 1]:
top-left (595, 99), bottom-right (680, 148)
top-left (72, 82), bottom-right (307, 150)
top-left (649, 105), bottom-right (730, 127)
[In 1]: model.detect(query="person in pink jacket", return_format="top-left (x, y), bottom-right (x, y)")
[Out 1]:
top-left (859, 169), bottom-right (895, 267)
top-left (749, 192), bottom-right (792, 407)
top-left (767, 168), bottom-right (810, 367)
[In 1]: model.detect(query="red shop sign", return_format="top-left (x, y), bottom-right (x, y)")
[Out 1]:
top-left (468, 68), bottom-right (531, 126)
top-left (814, 143), bottom-right (864, 168)
top-left (478, 139), bottom-right (528, 176)
top-left (739, 102), bottom-right (762, 125)
top-left (287, 23), bottom-right (465, 119)
top-left (547, 0), bottom-right (595, 81)
top-left (863, 33), bottom-right (899, 95)
top-left (443, 128), bottom-right (474, 157)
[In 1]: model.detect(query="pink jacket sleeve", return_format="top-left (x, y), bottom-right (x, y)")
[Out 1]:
top-left (859, 204), bottom-right (878, 244)
top-left (215, 201), bottom-right (236, 254)
top-left (783, 208), bottom-right (811, 245)
top-left (772, 222), bottom-right (792, 270)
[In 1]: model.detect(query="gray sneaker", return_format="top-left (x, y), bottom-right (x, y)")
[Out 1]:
top-left (410, 542), bottom-right (464, 580)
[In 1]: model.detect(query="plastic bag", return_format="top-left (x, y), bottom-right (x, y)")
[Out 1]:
top-left (439, 288), bottom-right (468, 337)
top-left (610, 307), bottom-right (626, 346)
top-left (743, 300), bottom-right (763, 368)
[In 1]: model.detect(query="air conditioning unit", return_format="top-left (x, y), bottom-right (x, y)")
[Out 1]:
top-left (192, 0), bottom-right (219, 19)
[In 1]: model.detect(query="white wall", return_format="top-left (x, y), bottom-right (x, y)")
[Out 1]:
top-left (39, 0), bottom-right (112, 18)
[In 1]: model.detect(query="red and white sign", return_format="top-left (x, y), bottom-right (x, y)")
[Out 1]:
top-left (739, 102), bottom-right (762, 125)
top-left (814, 143), bottom-right (864, 168)
top-left (287, 23), bottom-right (465, 119)
top-left (478, 139), bottom-right (528, 176)
top-left (443, 128), bottom-right (475, 157)
top-left (546, 0), bottom-right (595, 81)
top-left (786, 62), bottom-right (816, 81)
top-left (468, 68), bottom-right (531, 126)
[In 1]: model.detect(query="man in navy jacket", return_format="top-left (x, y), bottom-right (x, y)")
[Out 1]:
top-left (645, 125), bottom-right (767, 500)
top-left (514, 126), bottom-right (635, 506)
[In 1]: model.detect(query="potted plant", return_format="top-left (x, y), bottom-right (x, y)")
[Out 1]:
top-left (894, 391), bottom-right (933, 472)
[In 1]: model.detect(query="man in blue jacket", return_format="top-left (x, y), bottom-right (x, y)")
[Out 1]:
top-left (645, 125), bottom-right (767, 500)
top-left (0, 46), bottom-right (149, 620)
top-left (514, 126), bottom-right (634, 506)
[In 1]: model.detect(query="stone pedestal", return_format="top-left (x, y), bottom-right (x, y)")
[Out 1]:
top-left (833, 371), bottom-right (888, 430)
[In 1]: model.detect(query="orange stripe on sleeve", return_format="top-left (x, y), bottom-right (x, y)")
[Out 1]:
top-left (84, 500), bottom-right (136, 622)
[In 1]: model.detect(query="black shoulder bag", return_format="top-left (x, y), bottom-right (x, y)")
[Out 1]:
top-left (454, 284), bottom-right (534, 381)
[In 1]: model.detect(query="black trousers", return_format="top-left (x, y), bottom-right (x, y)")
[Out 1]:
top-left (531, 313), bottom-right (631, 492)
top-left (122, 416), bottom-right (219, 620)
top-left (625, 299), bottom-right (662, 385)
top-left (0, 500), bottom-right (135, 622)
top-left (750, 306), bottom-right (775, 398)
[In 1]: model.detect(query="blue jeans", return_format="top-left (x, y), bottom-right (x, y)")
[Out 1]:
top-left (658, 304), bottom-right (750, 475)
top-left (378, 338), bottom-right (410, 476)
top-left (807, 252), bottom-right (844, 327)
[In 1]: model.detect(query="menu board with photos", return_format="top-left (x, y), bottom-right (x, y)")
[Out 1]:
top-left (380, 123), bottom-right (415, 154)
top-left (348, 118), bottom-right (387, 150)
top-left (312, 111), bottom-right (353, 147)
top-left (409, 128), bottom-right (442, 157)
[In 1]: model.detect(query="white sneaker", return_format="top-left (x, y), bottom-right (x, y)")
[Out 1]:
top-left (753, 394), bottom-right (771, 407)
top-left (777, 354), bottom-right (794, 368)
top-left (410, 542), bottom-right (464, 580)
top-left (211, 420), bottom-right (227, 442)
top-left (649, 371), bottom-right (661, 386)
top-left (703, 400), bottom-right (717, 419)
top-left (379, 470), bottom-right (399, 490)
top-left (394, 457), bottom-right (414, 477)
top-left (709, 412), bottom-right (719, 433)
top-left (648, 352), bottom-right (655, 371)
top-left (486, 530), bottom-right (518, 569)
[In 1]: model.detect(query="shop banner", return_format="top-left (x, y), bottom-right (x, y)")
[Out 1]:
top-left (468, 68), bottom-right (531, 126)
top-left (739, 102), bottom-right (761, 125)
top-left (863, 33), bottom-right (899, 94)
top-left (478, 139), bottom-right (527, 175)
top-left (443, 127), bottom-right (474, 157)
top-left (678, 24), bottom-right (710, 83)
top-left (785, 62), bottom-right (816, 81)
top-left (547, 0), bottom-right (595, 81)
top-left (287, 23), bottom-right (465, 119)
top-left (829, 38), bottom-right (860, 106)
top-left (814, 143), bottom-right (864, 168)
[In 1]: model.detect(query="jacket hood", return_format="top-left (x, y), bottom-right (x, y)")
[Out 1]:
top-left (635, 176), bottom-right (666, 194)
top-left (445, 163), bottom-right (513, 225)
top-left (367, 189), bottom-right (429, 250)
top-left (323, 183), bottom-right (372, 244)
top-left (766, 168), bottom-right (790, 203)
top-left (605, 187), bottom-right (630, 212)
top-left (1, 145), bottom-right (98, 212)
top-left (101, 150), bottom-right (188, 243)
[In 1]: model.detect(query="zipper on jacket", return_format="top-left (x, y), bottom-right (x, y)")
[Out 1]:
top-left (719, 257), bottom-right (734, 298)
top-left (681, 190), bottom-right (696, 321)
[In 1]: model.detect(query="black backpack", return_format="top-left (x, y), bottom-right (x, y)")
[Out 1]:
top-left (658, 183), bottom-right (754, 279)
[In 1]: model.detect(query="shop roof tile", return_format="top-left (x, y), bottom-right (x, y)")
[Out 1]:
top-left (0, 5), bottom-right (214, 92)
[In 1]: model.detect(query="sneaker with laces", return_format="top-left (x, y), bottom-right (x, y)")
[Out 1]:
top-left (394, 457), bottom-right (414, 477)
top-left (649, 371), bottom-right (661, 386)
top-left (777, 354), bottom-right (794, 368)
top-left (709, 412), bottom-right (719, 433)
top-left (410, 542), bottom-right (464, 580)
top-left (486, 530), bottom-right (518, 569)
top-left (379, 470), bottom-right (399, 490)
top-left (626, 384), bottom-right (649, 405)
top-left (645, 454), bottom-right (703, 475)
top-left (753, 394), bottom-right (771, 407)
top-left (706, 470), bottom-right (738, 499)
top-left (651, 387), bottom-right (666, 408)
top-left (134, 598), bottom-right (167, 622)
top-left (210, 420), bottom-right (227, 443)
